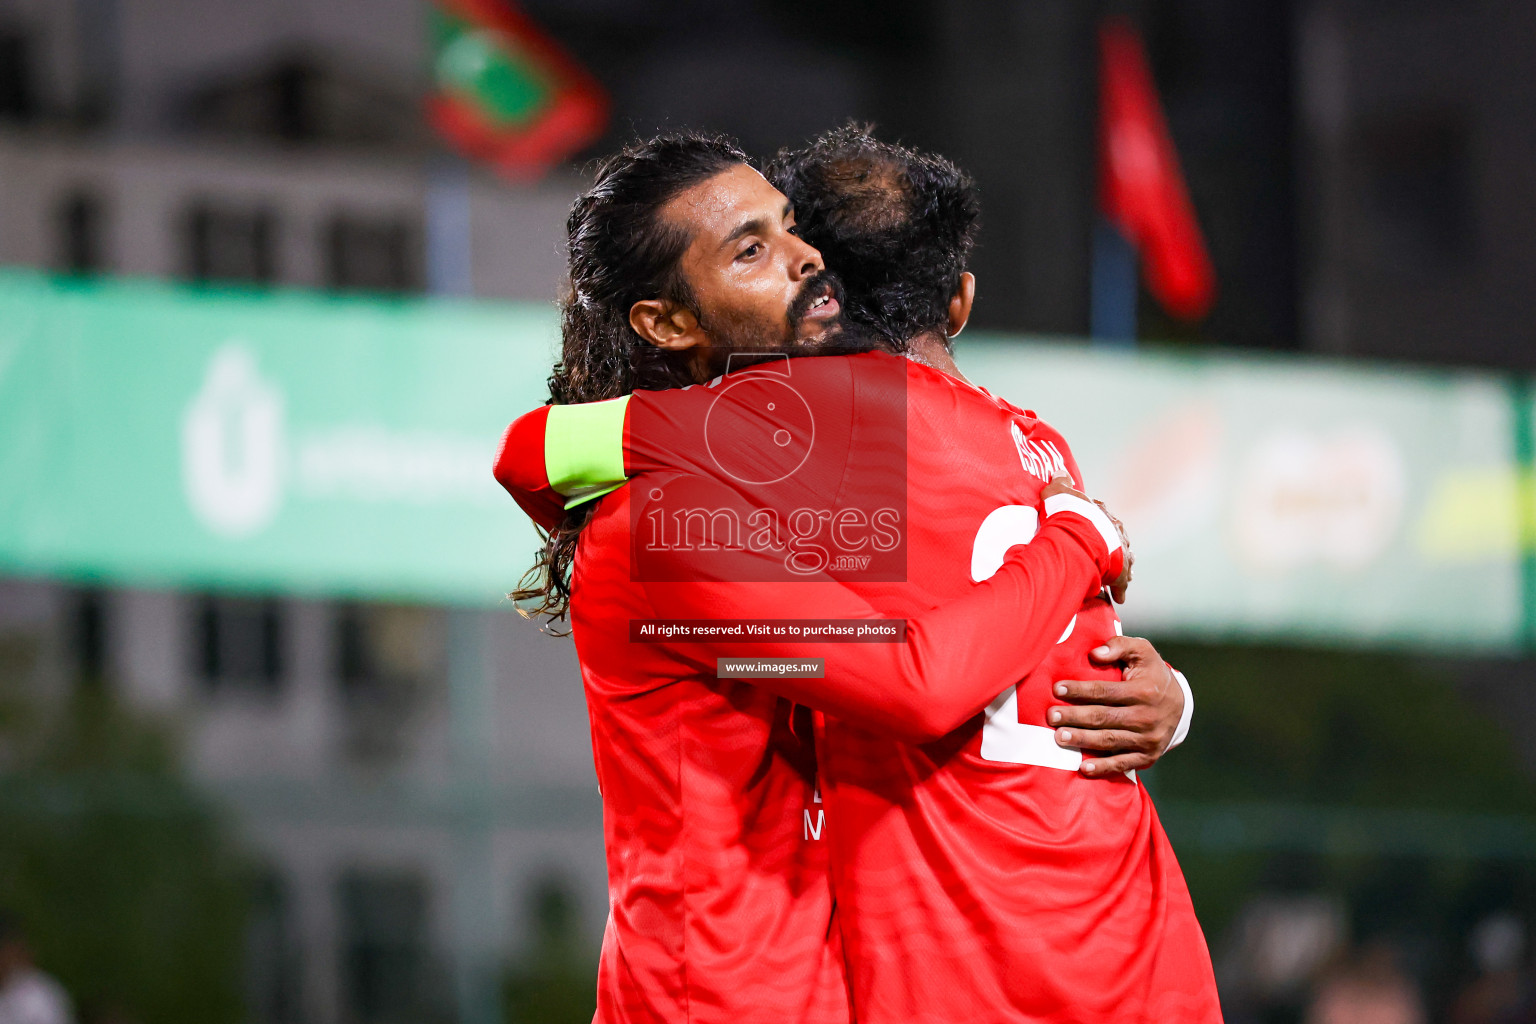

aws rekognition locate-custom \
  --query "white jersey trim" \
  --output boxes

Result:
[1168,670,1194,750]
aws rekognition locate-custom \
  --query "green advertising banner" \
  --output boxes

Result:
[959,340,1522,650]
[0,270,1525,647]
[0,271,556,605]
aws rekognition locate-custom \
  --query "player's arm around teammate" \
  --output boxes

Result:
[628,467,1127,742]
[496,406,1193,760]
[1046,489,1193,774]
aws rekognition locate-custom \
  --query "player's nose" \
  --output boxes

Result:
[787,233,824,279]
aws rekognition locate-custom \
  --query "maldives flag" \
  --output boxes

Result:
[427,0,608,180]
[1098,17,1215,321]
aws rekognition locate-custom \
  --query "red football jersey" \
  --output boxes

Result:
[812,373,1222,1024]
[513,353,1124,1024]
[568,484,848,1024]
[610,354,1219,1023]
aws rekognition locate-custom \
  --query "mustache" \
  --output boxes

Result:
[786,271,845,327]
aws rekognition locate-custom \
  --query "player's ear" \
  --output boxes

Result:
[630,298,705,351]
[947,272,976,339]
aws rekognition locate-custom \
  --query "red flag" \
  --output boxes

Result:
[1098,17,1215,321]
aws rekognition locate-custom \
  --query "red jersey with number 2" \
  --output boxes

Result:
[813,365,1221,1024]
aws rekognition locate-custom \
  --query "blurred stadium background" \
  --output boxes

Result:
[1,2,1535,1024]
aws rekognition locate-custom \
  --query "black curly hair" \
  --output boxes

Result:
[516,130,751,621]
[766,124,981,352]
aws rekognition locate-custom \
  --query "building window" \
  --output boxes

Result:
[338,869,443,1024]
[334,604,440,765]
[325,214,422,294]
[180,53,422,148]
[185,201,278,284]
[0,27,36,122]
[197,595,284,696]
[57,190,107,275]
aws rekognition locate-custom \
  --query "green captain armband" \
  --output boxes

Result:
[545,396,631,509]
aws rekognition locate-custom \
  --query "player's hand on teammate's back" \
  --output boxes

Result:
[1038,474,1089,503]
[1040,475,1135,603]
[1048,636,1183,776]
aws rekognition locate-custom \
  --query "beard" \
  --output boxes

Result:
[695,271,884,376]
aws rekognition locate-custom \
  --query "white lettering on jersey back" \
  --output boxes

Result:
[1010,422,1068,481]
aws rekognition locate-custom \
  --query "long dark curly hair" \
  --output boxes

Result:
[513,131,750,622]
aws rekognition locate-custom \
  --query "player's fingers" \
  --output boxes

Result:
[1051,705,1168,752]
[1053,678,1141,705]
[1040,474,1088,502]
[1057,726,1156,753]
[1080,751,1156,776]
[1093,498,1129,541]
[1087,635,1152,665]
[1047,703,1145,730]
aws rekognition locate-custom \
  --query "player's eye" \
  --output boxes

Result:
[787,223,801,237]
[736,242,763,262]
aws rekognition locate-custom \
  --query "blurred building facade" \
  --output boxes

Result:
[0,577,603,1024]
[0,4,603,1023]
[0,132,579,300]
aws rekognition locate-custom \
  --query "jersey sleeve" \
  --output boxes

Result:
[636,471,1124,744]
[493,406,563,531]
[1166,667,1193,749]
[493,397,633,531]
[494,359,873,530]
